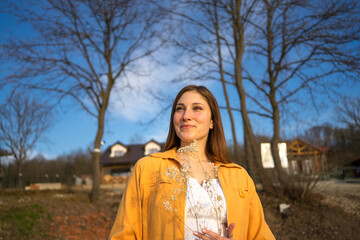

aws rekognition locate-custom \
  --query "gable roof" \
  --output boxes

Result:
[100,141,165,166]
[287,138,329,156]
[145,139,162,146]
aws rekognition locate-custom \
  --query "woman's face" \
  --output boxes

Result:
[173,90,213,147]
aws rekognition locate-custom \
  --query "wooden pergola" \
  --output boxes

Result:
[287,139,328,175]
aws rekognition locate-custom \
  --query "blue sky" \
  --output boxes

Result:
[1,3,359,160]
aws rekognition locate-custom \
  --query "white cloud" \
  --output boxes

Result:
[107,38,227,123]
[109,50,185,122]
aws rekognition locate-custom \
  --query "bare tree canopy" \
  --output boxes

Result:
[0,0,165,201]
[246,0,360,117]
[1,0,164,114]
[242,0,360,190]
[163,0,360,199]
[0,92,53,187]
[336,97,360,131]
[158,0,276,191]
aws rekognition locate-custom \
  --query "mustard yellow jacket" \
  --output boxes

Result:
[109,148,275,240]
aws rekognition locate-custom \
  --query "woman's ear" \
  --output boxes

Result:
[210,120,214,129]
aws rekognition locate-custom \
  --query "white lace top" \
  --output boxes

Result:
[184,178,228,239]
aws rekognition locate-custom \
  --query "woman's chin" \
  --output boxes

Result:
[179,137,196,145]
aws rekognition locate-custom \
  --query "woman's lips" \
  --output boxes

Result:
[180,125,195,129]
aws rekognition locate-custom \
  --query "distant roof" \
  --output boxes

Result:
[145,139,163,146]
[0,148,11,157]
[100,140,165,166]
[288,138,329,153]
[343,157,360,167]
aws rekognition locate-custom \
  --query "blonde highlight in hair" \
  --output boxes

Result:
[164,85,231,163]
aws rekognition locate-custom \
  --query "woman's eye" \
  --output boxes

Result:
[194,106,202,110]
[175,106,184,111]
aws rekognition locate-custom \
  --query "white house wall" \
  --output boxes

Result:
[144,141,161,155]
[261,143,289,168]
[110,144,127,158]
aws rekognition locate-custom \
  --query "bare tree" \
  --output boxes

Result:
[0,92,53,188]
[337,97,360,131]
[300,123,335,147]
[160,0,275,192]
[1,0,165,201]
[245,0,360,190]
[226,0,276,192]
[158,0,244,166]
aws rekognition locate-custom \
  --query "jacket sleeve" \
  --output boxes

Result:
[108,162,143,240]
[247,176,276,240]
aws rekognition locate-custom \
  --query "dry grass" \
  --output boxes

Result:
[0,181,359,240]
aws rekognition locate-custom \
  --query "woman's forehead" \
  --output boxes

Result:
[177,91,208,103]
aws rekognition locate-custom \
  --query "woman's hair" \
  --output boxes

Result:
[164,85,231,163]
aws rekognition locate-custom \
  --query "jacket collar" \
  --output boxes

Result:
[150,147,178,160]
[150,147,242,169]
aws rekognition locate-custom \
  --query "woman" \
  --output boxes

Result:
[109,85,275,240]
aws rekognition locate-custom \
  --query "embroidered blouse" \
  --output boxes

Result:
[184,178,228,239]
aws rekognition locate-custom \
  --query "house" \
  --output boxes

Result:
[260,139,329,175]
[100,139,164,184]
[287,139,329,175]
[0,148,11,157]
[0,148,11,186]
[342,157,360,182]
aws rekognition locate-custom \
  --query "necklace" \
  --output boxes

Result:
[177,140,219,180]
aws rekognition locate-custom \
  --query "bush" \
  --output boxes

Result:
[283,174,322,204]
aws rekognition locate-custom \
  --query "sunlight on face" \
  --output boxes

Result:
[173,91,213,147]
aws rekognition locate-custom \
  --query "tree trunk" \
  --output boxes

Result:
[233,34,274,192]
[90,116,104,203]
[90,82,113,202]
[264,0,289,189]
[15,159,23,189]
[270,101,289,187]
[213,0,244,167]
[231,0,274,192]
[221,76,243,166]
[242,99,274,193]
[244,130,255,178]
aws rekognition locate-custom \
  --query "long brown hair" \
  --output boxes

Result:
[164,85,231,163]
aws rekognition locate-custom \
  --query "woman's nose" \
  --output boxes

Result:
[183,109,192,121]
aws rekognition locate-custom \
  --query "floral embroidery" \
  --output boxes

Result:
[162,140,224,235]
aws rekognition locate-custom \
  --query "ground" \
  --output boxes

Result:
[260,180,360,240]
[0,180,359,240]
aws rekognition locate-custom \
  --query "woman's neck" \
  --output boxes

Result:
[179,139,209,162]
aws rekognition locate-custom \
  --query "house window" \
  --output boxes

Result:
[304,159,312,174]
[291,160,298,175]
[115,150,124,157]
[148,148,158,154]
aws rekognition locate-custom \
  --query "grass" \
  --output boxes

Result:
[0,203,51,239]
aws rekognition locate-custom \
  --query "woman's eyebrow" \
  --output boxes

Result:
[176,102,205,106]
[192,102,205,106]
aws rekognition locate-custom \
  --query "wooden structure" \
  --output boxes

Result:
[287,139,329,175]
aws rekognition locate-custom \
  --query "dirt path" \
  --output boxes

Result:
[315,179,360,218]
